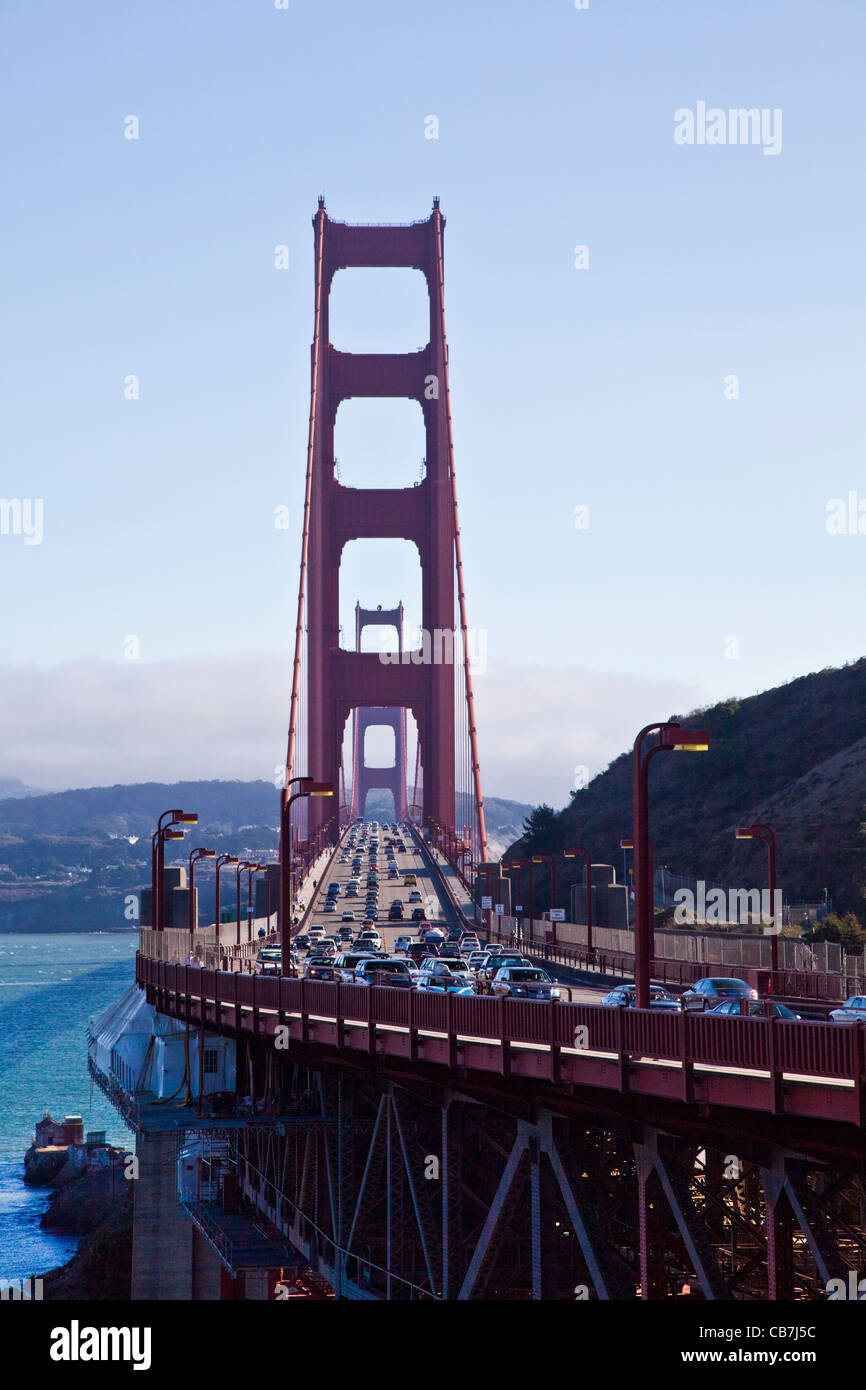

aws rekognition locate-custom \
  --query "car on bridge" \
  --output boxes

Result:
[416,959,474,992]
[313,938,337,955]
[489,966,562,1001]
[334,951,378,981]
[475,951,530,975]
[437,942,464,960]
[601,985,681,1011]
[405,940,439,965]
[710,999,801,1020]
[356,928,382,949]
[256,947,282,976]
[306,958,339,981]
[323,901,337,914]
[341,911,356,921]
[394,934,413,953]
[354,957,414,987]
[829,996,866,1022]
[681,978,759,1010]
[293,933,311,952]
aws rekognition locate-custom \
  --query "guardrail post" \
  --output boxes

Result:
[446,989,457,1068]
[549,997,561,1084]
[767,1014,782,1115]
[409,985,418,1062]
[335,981,344,1049]
[856,1021,866,1128]
[499,997,511,1078]
[679,1006,693,1103]
[615,1005,629,1092]
[367,985,376,1054]
[234,971,240,1032]
[300,978,310,1045]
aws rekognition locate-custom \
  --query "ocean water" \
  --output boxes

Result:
[0,932,138,1279]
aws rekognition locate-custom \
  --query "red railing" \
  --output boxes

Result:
[138,954,866,1117]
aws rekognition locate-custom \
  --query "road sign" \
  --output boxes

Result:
[494,903,504,916]
[481,895,492,910]
[515,905,523,913]
[549,908,566,922]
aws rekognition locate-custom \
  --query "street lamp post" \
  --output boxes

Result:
[151,827,183,932]
[621,837,654,945]
[531,853,558,943]
[245,862,260,941]
[258,862,274,935]
[735,823,779,974]
[215,854,238,948]
[187,848,216,943]
[504,861,527,940]
[236,861,256,947]
[563,846,593,953]
[151,810,198,932]
[620,838,632,929]
[280,778,334,970]
[633,722,709,1009]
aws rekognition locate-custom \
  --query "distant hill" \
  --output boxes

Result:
[0,777,40,799]
[0,780,283,933]
[0,779,532,932]
[504,659,866,919]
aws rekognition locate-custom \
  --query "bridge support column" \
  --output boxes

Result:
[131,1128,221,1300]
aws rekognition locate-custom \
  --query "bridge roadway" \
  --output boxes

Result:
[301,818,461,951]
[138,841,866,1138]
[299,820,603,1002]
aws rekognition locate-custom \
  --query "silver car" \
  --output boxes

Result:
[829,996,866,1022]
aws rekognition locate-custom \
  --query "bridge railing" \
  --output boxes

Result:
[481,925,849,1002]
[138,954,866,1094]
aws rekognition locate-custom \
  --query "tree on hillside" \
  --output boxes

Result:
[803,912,866,957]
[520,803,561,853]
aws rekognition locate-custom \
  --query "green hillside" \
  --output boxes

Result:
[504,659,866,918]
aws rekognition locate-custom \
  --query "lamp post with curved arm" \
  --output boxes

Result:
[633,722,710,1009]
[151,809,198,932]
[236,861,256,947]
[215,854,238,944]
[735,823,779,973]
[187,848,216,942]
[280,778,334,969]
[563,846,594,953]
[531,853,558,944]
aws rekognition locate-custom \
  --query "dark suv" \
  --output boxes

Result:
[405,940,439,965]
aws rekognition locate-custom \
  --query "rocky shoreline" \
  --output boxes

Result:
[22,1148,134,1299]
[38,1169,133,1300]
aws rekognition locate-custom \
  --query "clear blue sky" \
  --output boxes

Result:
[0,0,864,801]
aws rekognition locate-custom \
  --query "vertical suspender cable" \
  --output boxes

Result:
[284,205,325,802]
[432,208,489,867]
